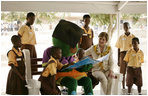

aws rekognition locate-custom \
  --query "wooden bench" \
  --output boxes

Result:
[31,58,43,75]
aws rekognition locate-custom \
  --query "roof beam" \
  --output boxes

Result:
[118,1,128,11]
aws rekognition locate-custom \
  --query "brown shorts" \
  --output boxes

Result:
[126,67,142,87]
[119,51,127,75]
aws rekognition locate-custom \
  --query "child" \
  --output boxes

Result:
[124,37,144,95]
[18,12,37,72]
[38,46,66,95]
[6,35,28,95]
[115,22,135,89]
[79,14,94,50]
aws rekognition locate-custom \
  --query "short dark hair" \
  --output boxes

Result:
[50,46,61,56]
[26,12,35,18]
[83,14,90,20]
[98,32,109,42]
[11,35,20,44]
[132,37,140,44]
[123,22,130,28]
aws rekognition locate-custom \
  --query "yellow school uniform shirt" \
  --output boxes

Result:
[81,27,93,38]
[18,25,36,45]
[42,56,64,77]
[8,47,22,67]
[115,34,135,52]
[124,48,144,68]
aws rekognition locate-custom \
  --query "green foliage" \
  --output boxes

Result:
[1,12,7,20]
[36,18,42,24]
[90,13,143,26]
[121,14,142,24]
[1,12,27,22]
[1,12,57,24]
[36,12,57,24]
[90,14,116,26]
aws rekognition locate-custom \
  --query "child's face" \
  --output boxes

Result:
[55,49,62,59]
[132,40,139,49]
[13,38,22,48]
[27,16,35,25]
[84,18,90,26]
[123,23,129,32]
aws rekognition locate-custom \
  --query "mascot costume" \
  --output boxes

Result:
[42,20,93,95]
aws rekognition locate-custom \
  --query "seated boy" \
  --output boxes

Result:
[38,47,69,95]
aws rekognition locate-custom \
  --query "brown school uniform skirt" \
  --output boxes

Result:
[119,51,127,74]
[21,44,37,71]
[126,67,142,87]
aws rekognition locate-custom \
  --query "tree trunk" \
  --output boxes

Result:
[107,14,117,45]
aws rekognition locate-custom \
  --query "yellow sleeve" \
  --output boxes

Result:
[42,66,50,77]
[115,36,121,48]
[124,51,129,62]
[8,51,17,66]
[18,26,25,36]
[57,60,64,70]
[42,63,57,77]
[141,51,144,63]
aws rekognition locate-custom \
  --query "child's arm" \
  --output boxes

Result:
[60,63,73,70]
[117,48,120,66]
[141,51,144,63]
[123,51,129,63]
[10,64,25,81]
[7,51,25,81]
[91,29,94,45]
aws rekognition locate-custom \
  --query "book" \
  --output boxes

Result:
[62,54,109,70]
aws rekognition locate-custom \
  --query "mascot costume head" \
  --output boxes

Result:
[52,19,83,57]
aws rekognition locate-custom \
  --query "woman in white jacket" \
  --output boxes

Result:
[85,32,114,95]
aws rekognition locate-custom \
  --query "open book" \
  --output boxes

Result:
[62,54,109,70]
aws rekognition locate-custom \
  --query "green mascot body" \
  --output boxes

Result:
[52,20,93,95]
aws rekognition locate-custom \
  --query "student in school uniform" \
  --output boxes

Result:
[18,12,37,72]
[38,47,64,95]
[124,37,144,95]
[79,14,94,50]
[115,22,135,89]
[6,35,28,95]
